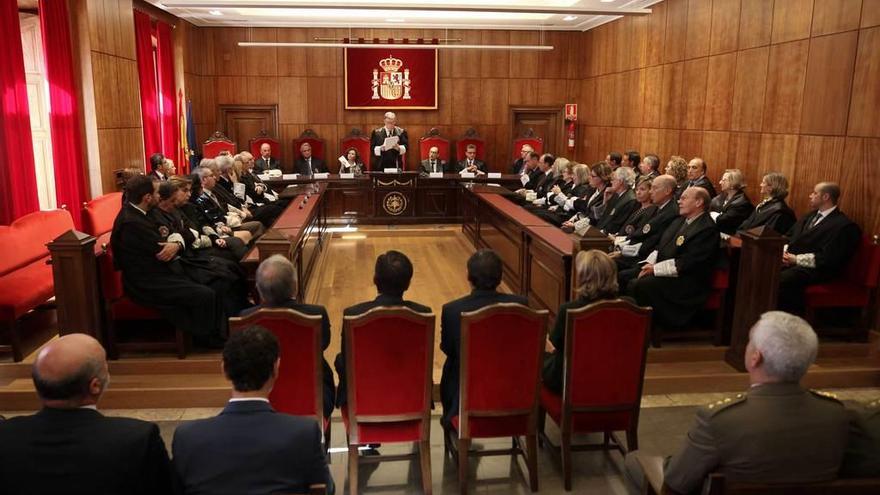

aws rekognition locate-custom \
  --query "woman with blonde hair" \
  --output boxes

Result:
[542,250,630,393]
[709,168,754,235]
[665,156,688,201]
[737,171,796,234]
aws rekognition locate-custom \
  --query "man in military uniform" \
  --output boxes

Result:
[370,111,409,170]
[625,311,858,494]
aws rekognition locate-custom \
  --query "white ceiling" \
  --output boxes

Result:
[150,0,660,32]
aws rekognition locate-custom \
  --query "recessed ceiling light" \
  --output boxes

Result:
[208,10,223,16]
[563,15,578,21]
[385,18,405,22]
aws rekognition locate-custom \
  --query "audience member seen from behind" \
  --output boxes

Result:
[543,250,628,394]
[440,250,529,425]
[172,327,334,495]
[334,250,431,409]
[625,311,859,494]
[0,334,173,495]
[241,254,336,418]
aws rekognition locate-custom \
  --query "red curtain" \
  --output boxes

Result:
[155,21,177,166]
[39,0,87,228]
[134,10,160,170]
[0,0,40,224]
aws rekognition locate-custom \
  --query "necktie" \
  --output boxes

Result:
[809,213,823,229]
[432,160,436,172]
[308,158,312,174]
[469,160,473,169]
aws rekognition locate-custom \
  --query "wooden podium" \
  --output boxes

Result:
[724,226,787,371]
[47,230,103,340]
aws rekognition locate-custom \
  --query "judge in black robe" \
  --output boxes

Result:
[737,172,797,234]
[710,189,754,235]
[369,112,409,170]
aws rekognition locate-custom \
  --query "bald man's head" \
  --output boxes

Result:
[32,334,109,408]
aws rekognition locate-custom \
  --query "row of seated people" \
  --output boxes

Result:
[1,248,878,494]
[511,149,862,330]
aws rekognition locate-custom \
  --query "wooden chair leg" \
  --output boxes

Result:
[526,433,539,492]
[9,320,24,362]
[537,408,546,448]
[175,328,187,359]
[457,438,471,495]
[442,423,452,456]
[347,445,359,495]
[324,420,332,458]
[419,439,432,495]
[651,325,662,348]
[627,426,639,453]
[561,429,573,491]
[106,313,120,360]
[712,302,725,346]
[603,431,611,448]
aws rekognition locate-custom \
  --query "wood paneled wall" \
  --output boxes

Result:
[577,0,880,234]
[184,28,583,172]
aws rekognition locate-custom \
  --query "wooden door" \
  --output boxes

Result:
[20,13,55,210]
[511,107,563,157]
[218,105,278,151]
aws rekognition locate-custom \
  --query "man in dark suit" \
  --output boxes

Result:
[636,154,661,182]
[626,311,859,494]
[0,334,173,494]
[294,142,328,176]
[419,145,448,174]
[440,250,528,425]
[456,144,487,174]
[370,111,409,170]
[628,186,721,328]
[334,250,431,408]
[605,151,623,170]
[686,157,717,197]
[253,143,283,174]
[148,152,169,181]
[173,327,334,495]
[778,182,861,314]
[240,255,335,418]
[510,143,535,174]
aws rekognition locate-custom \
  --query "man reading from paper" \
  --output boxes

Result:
[370,111,409,170]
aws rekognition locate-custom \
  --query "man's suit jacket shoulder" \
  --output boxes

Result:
[343,298,431,316]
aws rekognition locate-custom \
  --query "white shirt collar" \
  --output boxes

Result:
[129,203,148,215]
[228,397,270,404]
[79,404,98,410]
[817,205,837,217]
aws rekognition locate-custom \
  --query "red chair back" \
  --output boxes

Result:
[203,131,236,158]
[418,128,451,162]
[229,309,324,421]
[0,209,73,277]
[340,128,370,171]
[845,236,880,289]
[97,245,124,301]
[512,130,544,162]
[564,299,651,430]
[293,129,325,161]
[455,127,486,162]
[249,132,281,162]
[82,192,123,246]
[458,303,548,437]
[343,307,434,444]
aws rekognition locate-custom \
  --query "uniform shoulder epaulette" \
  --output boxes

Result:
[865,399,879,409]
[704,393,746,416]
[810,389,843,404]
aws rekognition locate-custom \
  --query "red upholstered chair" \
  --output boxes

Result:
[228,308,331,450]
[340,128,371,172]
[293,129,326,161]
[203,131,236,158]
[511,129,544,162]
[82,193,188,359]
[342,307,435,495]
[0,209,74,361]
[539,299,651,491]
[444,303,549,494]
[249,130,281,162]
[804,235,880,341]
[704,268,730,346]
[419,128,451,163]
[455,128,486,163]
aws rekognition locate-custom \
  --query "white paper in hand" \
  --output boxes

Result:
[573,217,591,236]
[382,136,399,149]
[709,211,721,221]
[520,174,530,187]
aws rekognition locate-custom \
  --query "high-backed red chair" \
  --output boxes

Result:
[455,128,486,163]
[293,129,326,162]
[81,194,188,360]
[705,268,730,346]
[804,235,880,341]
[229,308,331,449]
[249,130,281,162]
[539,299,651,491]
[0,209,74,361]
[444,303,548,494]
[342,307,435,495]
[203,131,236,158]
[511,129,544,162]
[340,128,371,172]
[419,128,451,163]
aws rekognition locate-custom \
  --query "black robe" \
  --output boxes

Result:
[709,190,755,235]
[596,189,639,234]
[738,197,797,235]
[369,126,409,170]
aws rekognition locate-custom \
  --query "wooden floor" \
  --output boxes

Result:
[1,225,879,410]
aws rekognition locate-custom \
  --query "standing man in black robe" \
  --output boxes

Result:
[370,111,409,170]
[111,174,225,347]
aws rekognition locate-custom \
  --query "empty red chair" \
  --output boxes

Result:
[444,303,548,494]
[203,131,236,158]
[418,128,451,163]
[455,128,486,164]
[81,192,122,248]
[229,308,331,449]
[539,299,651,491]
[341,307,435,495]
[804,235,880,341]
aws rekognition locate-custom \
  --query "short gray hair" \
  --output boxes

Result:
[749,311,818,382]
[215,154,234,173]
[255,255,298,305]
[612,166,636,188]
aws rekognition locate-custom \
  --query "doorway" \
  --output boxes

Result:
[510,106,563,159]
